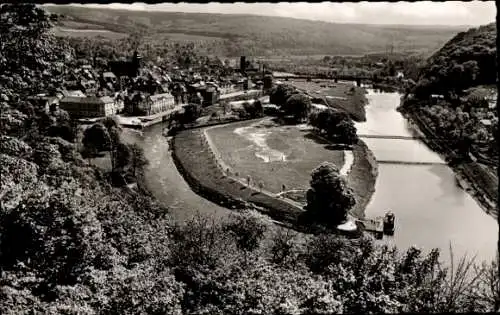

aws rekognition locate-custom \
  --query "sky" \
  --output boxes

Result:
[67,1,496,26]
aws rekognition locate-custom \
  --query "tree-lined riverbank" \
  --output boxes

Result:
[399,102,498,219]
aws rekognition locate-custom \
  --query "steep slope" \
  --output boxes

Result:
[415,23,496,95]
[44,5,468,56]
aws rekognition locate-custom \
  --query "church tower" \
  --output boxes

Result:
[132,50,142,77]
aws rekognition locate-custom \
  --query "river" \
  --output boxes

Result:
[123,88,497,265]
[121,127,231,223]
[356,89,498,264]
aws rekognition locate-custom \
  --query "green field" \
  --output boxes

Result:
[206,118,345,197]
[52,26,129,39]
[289,79,368,121]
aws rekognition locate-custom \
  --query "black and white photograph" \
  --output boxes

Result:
[0,1,499,313]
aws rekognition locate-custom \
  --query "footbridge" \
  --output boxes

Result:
[273,74,372,81]
[376,160,447,166]
[358,134,425,141]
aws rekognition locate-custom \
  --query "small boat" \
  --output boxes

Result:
[383,211,395,235]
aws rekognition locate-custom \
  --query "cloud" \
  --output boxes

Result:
[69,1,495,26]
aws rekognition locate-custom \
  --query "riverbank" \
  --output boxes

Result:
[348,140,379,219]
[398,103,498,219]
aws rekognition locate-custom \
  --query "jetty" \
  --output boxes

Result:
[355,217,385,239]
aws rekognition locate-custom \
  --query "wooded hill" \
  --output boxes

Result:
[44,5,469,57]
[414,23,496,96]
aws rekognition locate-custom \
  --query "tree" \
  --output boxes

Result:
[269,84,295,107]
[0,184,106,286]
[242,100,264,119]
[114,141,132,172]
[108,126,122,172]
[82,123,111,155]
[238,102,251,119]
[336,120,358,145]
[282,93,311,122]
[182,103,202,125]
[253,99,263,117]
[305,162,356,227]
[258,181,264,192]
[102,115,120,131]
[0,4,72,96]
[223,213,268,253]
[129,143,148,179]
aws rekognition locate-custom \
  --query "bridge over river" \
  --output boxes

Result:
[359,133,489,145]
[357,133,448,165]
[376,160,447,165]
[358,134,424,140]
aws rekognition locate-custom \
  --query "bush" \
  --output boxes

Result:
[222,212,268,253]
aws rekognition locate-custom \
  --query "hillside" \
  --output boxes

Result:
[44,5,468,57]
[414,23,496,96]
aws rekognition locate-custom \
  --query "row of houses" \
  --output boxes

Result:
[29,91,177,118]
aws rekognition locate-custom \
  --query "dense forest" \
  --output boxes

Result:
[1,4,499,314]
[404,23,498,162]
[44,5,467,57]
[413,23,496,97]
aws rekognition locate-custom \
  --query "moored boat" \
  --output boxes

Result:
[383,211,395,235]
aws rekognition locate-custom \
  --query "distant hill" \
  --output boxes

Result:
[415,23,496,96]
[44,5,470,57]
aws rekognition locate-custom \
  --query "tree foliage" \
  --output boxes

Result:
[283,93,312,122]
[309,108,358,145]
[82,123,111,154]
[269,84,295,107]
[305,162,356,226]
[414,23,496,97]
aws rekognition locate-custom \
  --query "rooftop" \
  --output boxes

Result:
[103,72,117,78]
[61,96,115,104]
[150,93,174,101]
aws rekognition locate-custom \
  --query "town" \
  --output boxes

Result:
[1,3,499,314]
[25,49,273,125]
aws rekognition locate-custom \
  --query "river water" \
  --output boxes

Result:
[124,88,497,265]
[357,89,498,264]
[121,127,231,223]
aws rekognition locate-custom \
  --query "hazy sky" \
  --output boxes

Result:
[70,2,495,26]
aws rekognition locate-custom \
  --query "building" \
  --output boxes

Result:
[202,86,219,106]
[59,96,123,118]
[148,93,176,115]
[102,72,118,85]
[56,89,86,99]
[80,79,98,95]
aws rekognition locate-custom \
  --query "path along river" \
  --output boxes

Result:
[357,89,497,265]
[123,88,497,266]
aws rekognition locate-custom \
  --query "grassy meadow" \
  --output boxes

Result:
[206,118,345,199]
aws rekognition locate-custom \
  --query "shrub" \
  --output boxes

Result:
[222,212,268,253]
